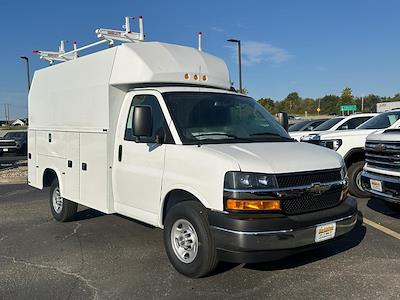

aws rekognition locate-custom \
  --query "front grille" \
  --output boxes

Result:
[365,141,400,171]
[0,141,16,147]
[281,189,342,215]
[276,169,341,188]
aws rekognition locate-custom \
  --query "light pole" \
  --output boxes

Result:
[20,56,31,92]
[227,38,242,93]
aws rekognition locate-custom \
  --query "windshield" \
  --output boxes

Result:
[4,132,26,139]
[288,121,309,132]
[162,92,292,144]
[358,111,400,129]
[314,117,344,131]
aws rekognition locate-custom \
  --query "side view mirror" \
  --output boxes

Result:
[277,112,289,131]
[133,106,153,138]
[339,124,349,130]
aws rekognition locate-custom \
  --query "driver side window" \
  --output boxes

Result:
[124,95,172,143]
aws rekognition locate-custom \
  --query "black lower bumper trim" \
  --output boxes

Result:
[209,197,358,263]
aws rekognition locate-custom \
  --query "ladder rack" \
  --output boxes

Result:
[33,16,145,65]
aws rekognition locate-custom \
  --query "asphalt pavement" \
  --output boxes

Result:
[0,184,399,299]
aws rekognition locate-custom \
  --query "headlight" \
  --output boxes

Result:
[318,139,342,151]
[301,134,320,142]
[224,171,277,190]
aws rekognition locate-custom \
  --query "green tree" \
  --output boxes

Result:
[318,95,340,114]
[303,98,317,114]
[258,98,275,113]
[338,87,356,112]
[281,92,301,114]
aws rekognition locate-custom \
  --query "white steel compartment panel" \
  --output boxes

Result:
[27,130,37,187]
[36,131,68,158]
[79,132,109,213]
[64,132,80,201]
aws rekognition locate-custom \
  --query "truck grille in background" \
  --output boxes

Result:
[365,141,400,171]
[0,141,16,147]
[276,169,341,188]
[281,189,342,215]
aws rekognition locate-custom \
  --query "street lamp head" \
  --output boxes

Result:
[227,38,240,43]
[20,56,29,60]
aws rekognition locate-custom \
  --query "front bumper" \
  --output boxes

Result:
[209,197,358,263]
[0,147,18,153]
[361,171,400,203]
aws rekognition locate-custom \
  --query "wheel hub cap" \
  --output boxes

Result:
[170,219,198,264]
[356,170,364,191]
[52,187,63,214]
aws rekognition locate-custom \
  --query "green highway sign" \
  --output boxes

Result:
[340,105,357,112]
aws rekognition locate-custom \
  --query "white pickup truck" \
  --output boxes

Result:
[301,110,400,198]
[289,113,376,141]
[361,129,400,212]
[28,19,357,278]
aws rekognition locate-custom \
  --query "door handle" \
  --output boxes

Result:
[118,145,122,162]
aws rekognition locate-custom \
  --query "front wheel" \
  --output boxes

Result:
[163,201,218,278]
[50,179,78,222]
[348,161,370,198]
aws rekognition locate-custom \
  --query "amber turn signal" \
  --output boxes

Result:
[226,199,281,211]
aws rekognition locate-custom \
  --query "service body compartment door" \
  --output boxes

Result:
[27,129,37,187]
[64,132,80,201]
[79,132,109,213]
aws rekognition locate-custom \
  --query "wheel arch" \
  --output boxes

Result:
[40,167,64,195]
[344,147,365,168]
[160,187,209,227]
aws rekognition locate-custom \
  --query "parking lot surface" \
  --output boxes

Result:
[0,184,399,299]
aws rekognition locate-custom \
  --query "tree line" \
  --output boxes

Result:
[257,87,400,115]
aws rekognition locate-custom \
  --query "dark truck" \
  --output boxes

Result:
[0,131,27,156]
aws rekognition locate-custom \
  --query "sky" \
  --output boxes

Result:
[1,0,400,118]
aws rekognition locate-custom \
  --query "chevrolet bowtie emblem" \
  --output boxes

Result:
[309,183,331,194]
[373,144,386,152]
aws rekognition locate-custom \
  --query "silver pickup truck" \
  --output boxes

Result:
[361,128,400,212]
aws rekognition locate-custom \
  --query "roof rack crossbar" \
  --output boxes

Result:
[33,16,145,65]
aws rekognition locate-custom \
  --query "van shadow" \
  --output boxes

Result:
[213,213,366,275]
[70,207,157,229]
[367,197,400,219]
[70,207,105,221]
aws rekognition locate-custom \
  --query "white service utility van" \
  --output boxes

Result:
[28,17,357,278]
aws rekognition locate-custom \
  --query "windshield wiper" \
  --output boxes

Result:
[250,132,294,141]
[193,133,253,145]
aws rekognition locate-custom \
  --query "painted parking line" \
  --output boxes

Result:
[363,218,400,240]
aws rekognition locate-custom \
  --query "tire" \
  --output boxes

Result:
[163,201,218,278]
[50,178,78,222]
[384,201,400,213]
[348,161,370,198]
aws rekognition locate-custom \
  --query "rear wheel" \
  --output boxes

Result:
[384,201,400,213]
[348,161,369,198]
[163,201,218,278]
[50,179,77,222]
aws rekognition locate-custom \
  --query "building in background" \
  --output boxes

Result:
[377,101,400,112]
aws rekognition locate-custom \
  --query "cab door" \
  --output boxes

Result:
[113,91,171,226]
